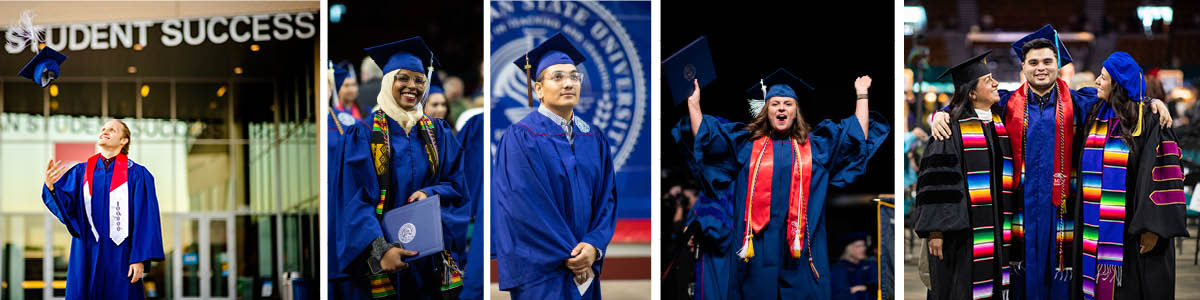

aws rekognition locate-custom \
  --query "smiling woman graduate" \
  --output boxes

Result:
[914,52,1018,300]
[670,68,889,299]
[351,36,470,299]
[491,32,619,300]
[1074,52,1188,300]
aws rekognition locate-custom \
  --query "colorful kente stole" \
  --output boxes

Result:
[1080,103,1139,300]
[368,110,396,298]
[960,112,1015,299]
[735,136,816,278]
[1007,79,1075,274]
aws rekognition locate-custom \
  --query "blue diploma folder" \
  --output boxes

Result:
[381,195,444,262]
[663,36,716,106]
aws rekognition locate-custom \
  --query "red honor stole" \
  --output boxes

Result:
[737,136,816,277]
[1005,79,1073,208]
[83,153,130,245]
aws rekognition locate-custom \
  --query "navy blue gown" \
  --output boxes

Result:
[378,116,469,299]
[995,87,1098,300]
[457,114,485,300]
[327,110,383,298]
[672,113,888,300]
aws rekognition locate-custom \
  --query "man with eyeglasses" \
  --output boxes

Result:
[492,32,618,299]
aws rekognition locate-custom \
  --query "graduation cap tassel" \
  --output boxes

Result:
[1052,28,1063,69]
[7,10,42,51]
[421,62,435,107]
[759,79,767,101]
[328,61,340,108]
[524,53,534,107]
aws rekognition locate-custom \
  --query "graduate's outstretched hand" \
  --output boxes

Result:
[45,159,70,191]
[407,190,428,203]
[1148,99,1173,128]
[381,247,418,272]
[566,242,597,274]
[930,112,951,140]
[128,262,144,283]
[1139,232,1159,254]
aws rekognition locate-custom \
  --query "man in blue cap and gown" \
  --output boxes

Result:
[492,32,619,300]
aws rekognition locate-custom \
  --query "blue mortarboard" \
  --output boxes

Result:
[332,64,350,94]
[511,33,586,80]
[364,36,439,75]
[428,72,444,96]
[938,51,992,90]
[381,195,444,262]
[663,36,717,106]
[747,68,815,100]
[1010,24,1073,66]
[18,46,67,88]
[1102,52,1145,102]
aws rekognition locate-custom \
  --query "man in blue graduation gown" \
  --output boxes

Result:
[492,33,618,300]
[42,120,165,300]
[929,25,1172,300]
[360,36,470,299]
[327,63,418,299]
[672,69,889,299]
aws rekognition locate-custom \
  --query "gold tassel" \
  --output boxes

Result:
[745,237,755,258]
[1132,102,1144,137]
[524,53,534,107]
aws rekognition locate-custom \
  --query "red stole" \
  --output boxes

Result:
[1006,79,1074,208]
[739,135,814,275]
[83,153,130,245]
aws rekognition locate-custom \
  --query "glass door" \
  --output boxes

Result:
[173,214,235,300]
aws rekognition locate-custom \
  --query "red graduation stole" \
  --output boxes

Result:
[1006,79,1073,208]
[83,153,129,245]
[738,136,816,277]
[1006,79,1075,271]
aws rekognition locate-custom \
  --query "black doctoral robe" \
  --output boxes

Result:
[914,108,1014,300]
[1074,104,1188,300]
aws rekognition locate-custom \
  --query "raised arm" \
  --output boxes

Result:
[854,76,871,137]
[688,79,703,137]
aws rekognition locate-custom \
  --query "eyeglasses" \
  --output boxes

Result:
[545,71,583,83]
[395,74,426,85]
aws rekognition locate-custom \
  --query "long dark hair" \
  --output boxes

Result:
[949,78,983,120]
[746,101,811,143]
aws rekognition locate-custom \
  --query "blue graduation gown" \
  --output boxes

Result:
[377,116,469,299]
[830,259,875,300]
[685,194,736,300]
[457,114,485,300]
[492,111,618,300]
[995,87,1098,300]
[327,111,384,298]
[42,159,165,300]
[672,112,889,300]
